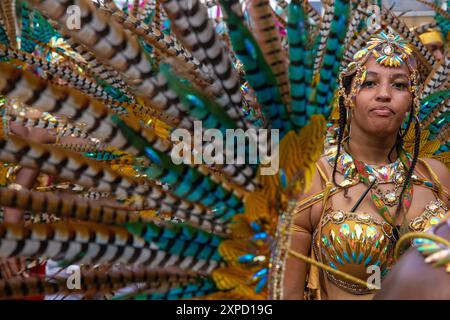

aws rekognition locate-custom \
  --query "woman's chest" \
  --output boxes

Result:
[314,183,446,227]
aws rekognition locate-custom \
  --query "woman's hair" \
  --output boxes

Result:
[332,71,421,220]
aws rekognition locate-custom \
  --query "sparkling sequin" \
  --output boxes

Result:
[354,224,363,240]
[429,217,440,226]
[340,224,350,237]
[366,226,379,239]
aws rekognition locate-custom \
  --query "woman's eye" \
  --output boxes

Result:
[362,80,376,88]
[393,82,408,90]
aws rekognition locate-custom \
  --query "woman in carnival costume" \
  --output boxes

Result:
[277,31,449,300]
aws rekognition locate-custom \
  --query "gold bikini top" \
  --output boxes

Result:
[313,199,448,295]
[295,159,449,296]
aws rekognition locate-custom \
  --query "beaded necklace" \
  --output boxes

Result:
[328,146,413,229]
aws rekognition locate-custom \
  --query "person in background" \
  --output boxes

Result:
[418,29,445,61]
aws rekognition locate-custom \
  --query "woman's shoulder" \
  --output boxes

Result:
[290,157,330,232]
[417,157,449,181]
[418,157,448,171]
[416,158,450,195]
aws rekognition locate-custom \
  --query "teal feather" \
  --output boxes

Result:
[125,222,223,262]
[31,10,60,46]
[434,0,449,39]
[307,0,351,120]
[436,141,449,154]
[0,16,8,47]
[419,89,450,121]
[143,5,156,26]
[112,115,243,221]
[95,77,131,103]
[220,2,290,134]
[132,278,217,300]
[138,37,158,77]
[122,0,130,14]
[83,151,122,161]
[20,2,35,54]
[159,64,237,132]
[427,111,449,140]
[287,0,319,128]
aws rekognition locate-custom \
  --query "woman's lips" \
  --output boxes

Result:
[370,107,394,117]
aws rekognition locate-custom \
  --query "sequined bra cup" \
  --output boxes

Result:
[312,201,448,295]
[313,211,395,295]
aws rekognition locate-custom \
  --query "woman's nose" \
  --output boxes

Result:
[375,83,392,102]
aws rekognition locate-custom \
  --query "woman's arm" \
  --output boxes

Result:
[282,166,323,299]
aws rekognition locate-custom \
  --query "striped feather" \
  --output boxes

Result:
[112,115,245,223]
[381,6,437,69]
[312,0,336,73]
[140,0,156,25]
[27,0,165,104]
[0,268,200,299]
[0,132,216,219]
[307,0,351,119]
[160,0,250,129]
[0,0,19,48]
[342,27,375,65]
[416,0,450,20]
[421,54,450,100]
[0,44,112,102]
[61,34,130,93]
[0,187,143,226]
[0,222,222,273]
[0,62,135,151]
[5,112,89,139]
[97,1,208,83]
[220,1,290,134]
[303,0,321,26]
[128,277,217,299]
[247,0,290,107]
[414,22,439,35]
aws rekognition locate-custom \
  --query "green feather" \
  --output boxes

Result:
[159,64,237,131]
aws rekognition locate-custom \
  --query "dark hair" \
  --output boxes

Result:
[332,74,421,220]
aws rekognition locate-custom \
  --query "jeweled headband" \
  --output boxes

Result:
[338,31,420,114]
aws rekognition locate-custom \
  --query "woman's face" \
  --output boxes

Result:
[350,56,412,138]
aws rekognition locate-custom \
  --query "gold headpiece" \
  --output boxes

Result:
[338,31,419,113]
[343,31,416,77]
